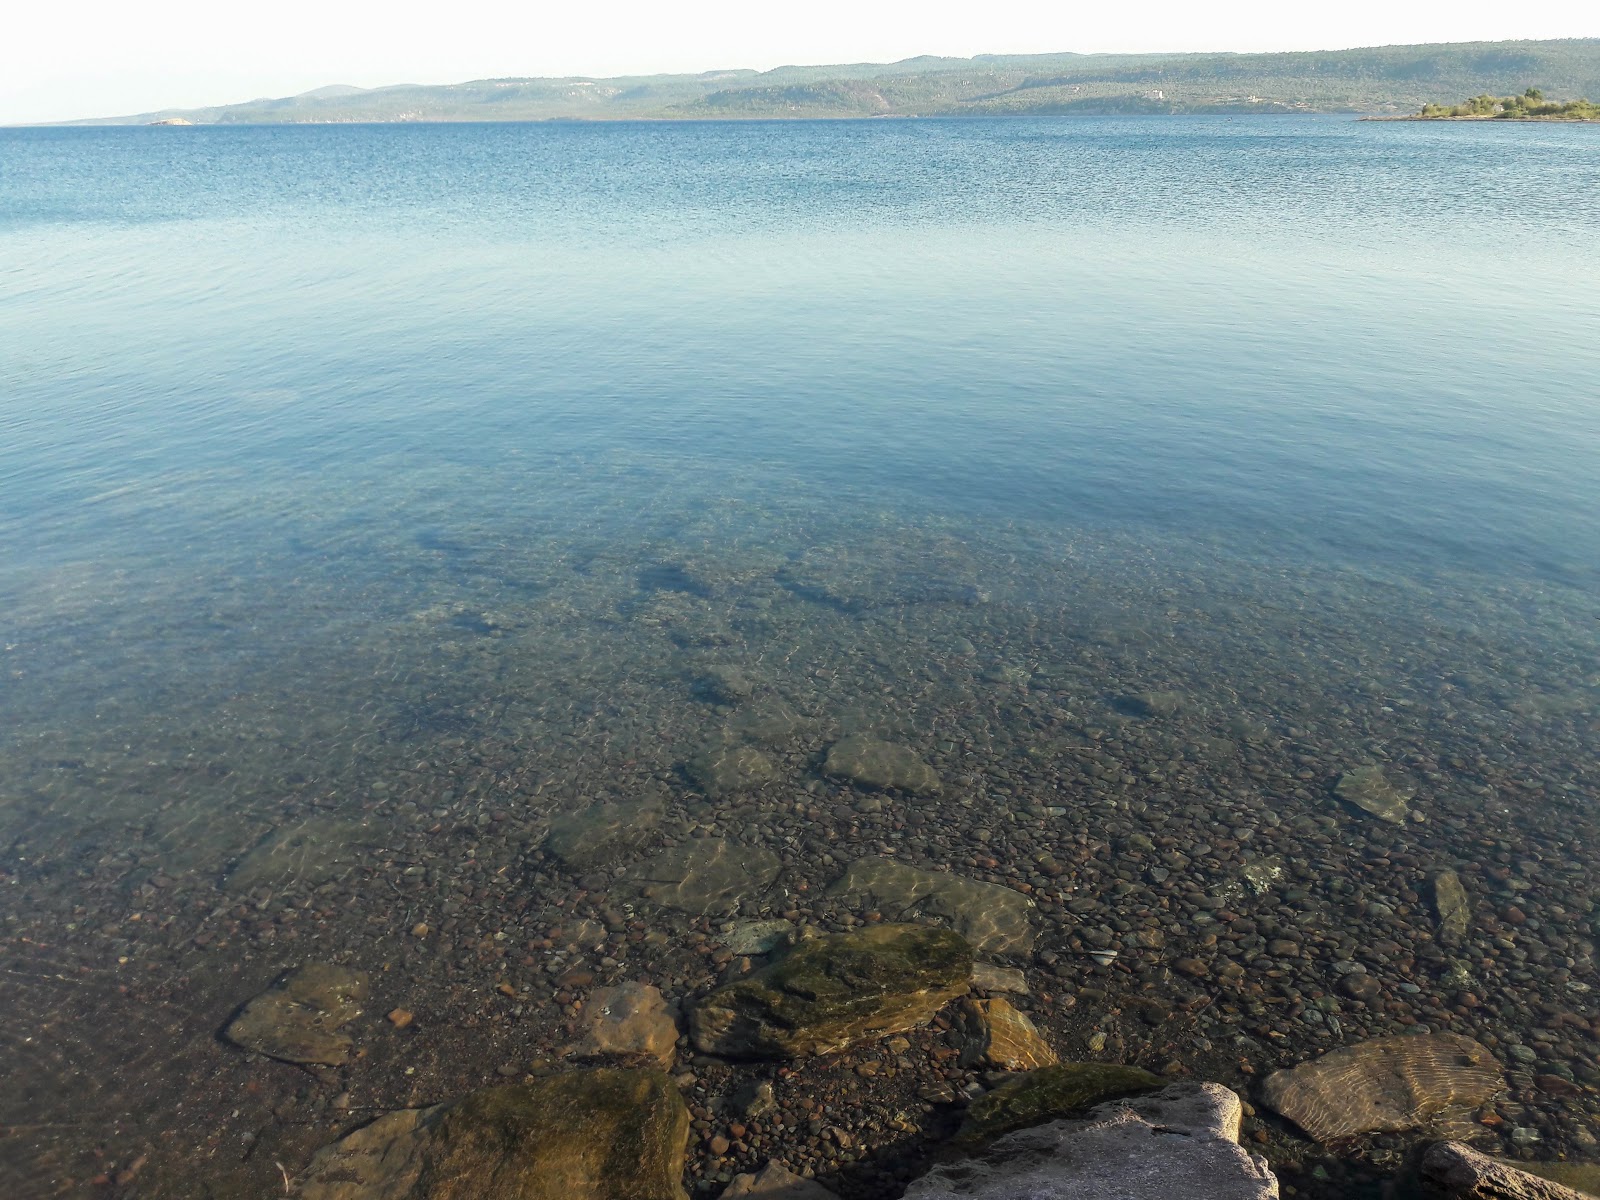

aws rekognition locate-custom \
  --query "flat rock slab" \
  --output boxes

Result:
[686,744,780,797]
[824,736,941,794]
[1421,1141,1598,1199]
[958,1061,1164,1143]
[580,982,679,1068]
[830,858,1035,957]
[908,1082,1278,1200]
[629,838,781,916]
[1261,1033,1504,1143]
[226,963,369,1066]
[224,817,370,892]
[545,797,665,870]
[1335,765,1413,823]
[691,923,972,1058]
[298,1067,690,1200]
[723,1162,841,1199]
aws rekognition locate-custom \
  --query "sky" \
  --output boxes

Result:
[3,0,1596,124]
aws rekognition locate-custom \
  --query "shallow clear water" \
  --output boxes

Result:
[1,117,1598,1196]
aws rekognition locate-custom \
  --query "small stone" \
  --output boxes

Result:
[955,998,1058,1071]
[724,1161,841,1199]
[410,922,430,939]
[387,1008,414,1029]
[1334,765,1412,823]
[580,982,680,1069]
[709,1135,731,1156]
[970,964,1029,995]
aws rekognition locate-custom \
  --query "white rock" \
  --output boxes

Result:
[903,1082,1278,1200]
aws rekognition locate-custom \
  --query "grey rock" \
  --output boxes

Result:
[1420,1141,1597,1199]
[687,744,779,797]
[970,963,1029,994]
[1432,870,1471,945]
[722,920,796,956]
[629,838,781,915]
[830,857,1035,956]
[1334,765,1412,823]
[224,817,370,892]
[226,963,369,1066]
[904,1082,1278,1199]
[545,796,664,870]
[823,736,941,794]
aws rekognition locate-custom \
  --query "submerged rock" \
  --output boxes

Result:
[545,796,664,870]
[723,1162,841,1199]
[955,997,1058,1071]
[696,664,756,704]
[970,963,1029,995]
[1260,1033,1504,1143]
[823,735,941,795]
[686,743,779,797]
[911,1083,1277,1199]
[224,817,369,892]
[1334,765,1413,823]
[629,838,781,915]
[1432,869,1471,945]
[1421,1141,1597,1200]
[580,982,679,1069]
[957,1062,1164,1143]
[690,923,971,1058]
[297,1067,690,1200]
[225,963,369,1066]
[830,857,1035,956]
[721,919,796,956]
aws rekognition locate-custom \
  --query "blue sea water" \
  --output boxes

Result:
[1,117,1599,1195]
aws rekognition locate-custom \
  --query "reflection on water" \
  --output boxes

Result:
[1,117,1598,1196]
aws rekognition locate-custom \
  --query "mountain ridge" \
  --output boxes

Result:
[53,38,1600,125]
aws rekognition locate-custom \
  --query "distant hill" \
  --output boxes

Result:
[66,38,1600,125]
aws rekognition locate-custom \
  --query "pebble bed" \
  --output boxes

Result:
[1,493,1596,1199]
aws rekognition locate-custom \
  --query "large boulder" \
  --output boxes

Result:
[823,736,941,794]
[1261,1033,1504,1143]
[958,1062,1164,1143]
[224,817,370,891]
[225,963,368,1066]
[686,744,779,797]
[830,858,1035,956]
[906,1082,1278,1199]
[691,923,971,1058]
[297,1067,690,1200]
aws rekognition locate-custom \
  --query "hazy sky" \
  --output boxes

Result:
[4,0,1595,124]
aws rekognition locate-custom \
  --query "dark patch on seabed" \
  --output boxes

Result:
[0,505,1597,1199]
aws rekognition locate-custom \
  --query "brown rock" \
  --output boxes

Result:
[955,998,1058,1071]
[580,982,679,1068]
[1261,1034,1504,1143]
[723,1163,841,1199]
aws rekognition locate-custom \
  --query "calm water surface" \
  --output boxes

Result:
[1,118,1598,1196]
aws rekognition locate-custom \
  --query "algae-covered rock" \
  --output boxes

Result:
[955,997,1058,1071]
[629,838,781,915]
[830,857,1035,956]
[225,963,369,1066]
[690,923,971,1058]
[957,1062,1164,1142]
[823,736,941,794]
[298,1067,690,1200]
[545,797,664,870]
[1335,765,1412,823]
[1261,1033,1503,1143]
[686,744,779,797]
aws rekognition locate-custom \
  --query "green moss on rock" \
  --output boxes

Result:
[957,1062,1164,1142]
[691,923,972,1058]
